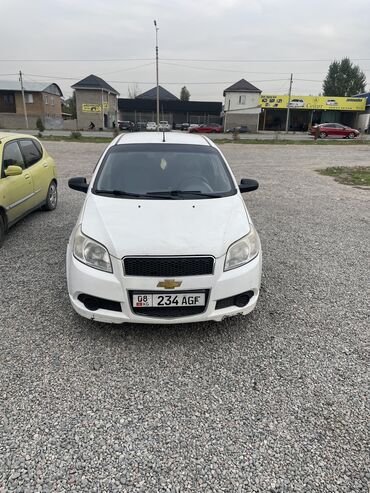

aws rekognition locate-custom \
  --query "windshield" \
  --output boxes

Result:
[93,144,236,199]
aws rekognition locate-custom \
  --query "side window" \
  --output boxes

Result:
[239,95,246,105]
[2,141,25,172]
[19,139,42,167]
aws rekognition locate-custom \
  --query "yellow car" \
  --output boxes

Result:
[0,133,57,246]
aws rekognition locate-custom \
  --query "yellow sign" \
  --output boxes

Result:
[82,102,109,112]
[259,95,366,111]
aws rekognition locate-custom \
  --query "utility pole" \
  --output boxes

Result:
[154,20,159,128]
[285,73,293,133]
[19,70,29,129]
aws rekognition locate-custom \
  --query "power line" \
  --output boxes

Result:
[1,57,370,63]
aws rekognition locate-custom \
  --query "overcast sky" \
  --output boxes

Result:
[2,0,370,101]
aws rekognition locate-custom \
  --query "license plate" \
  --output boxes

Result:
[133,293,205,308]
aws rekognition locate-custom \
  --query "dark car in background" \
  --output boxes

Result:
[189,123,222,134]
[225,126,250,134]
[309,123,359,139]
[118,121,136,131]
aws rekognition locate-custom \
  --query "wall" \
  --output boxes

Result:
[223,113,260,132]
[224,92,261,114]
[76,89,118,129]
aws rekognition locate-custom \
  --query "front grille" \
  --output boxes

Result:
[129,290,209,318]
[123,256,214,277]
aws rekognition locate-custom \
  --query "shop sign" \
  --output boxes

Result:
[260,95,366,111]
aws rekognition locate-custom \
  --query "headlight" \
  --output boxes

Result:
[73,226,112,273]
[224,225,260,271]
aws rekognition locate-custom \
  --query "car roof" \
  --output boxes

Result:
[115,131,215,147]
[0,132,39,143]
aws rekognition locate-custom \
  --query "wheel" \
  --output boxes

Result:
[177,176,214,193]
[347,132,355,139]
[42,181,58,211]
[0,214,5,248]
[319,132,327,139]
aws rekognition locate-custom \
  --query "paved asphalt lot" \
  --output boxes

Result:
[1,142,369,492]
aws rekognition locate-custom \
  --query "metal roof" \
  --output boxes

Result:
[0,81,63,96]
[137,86,179,100]
[118,98,222,114]
[72,74,119,95]
[223,79,261,95]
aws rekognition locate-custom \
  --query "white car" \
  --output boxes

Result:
[66,132,262,324]
[326,99,338,106]
[288,98,305,108]
[158,121,171,131]
[146,122,157,131]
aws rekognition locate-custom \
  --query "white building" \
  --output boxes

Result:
[223,79,262,132]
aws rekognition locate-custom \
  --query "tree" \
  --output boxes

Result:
[62,92,76,119]
[128,83,140,98]
[323,58,366,96]
[180,86,190,101]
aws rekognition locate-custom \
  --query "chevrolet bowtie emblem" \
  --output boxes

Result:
[157,279,182,289]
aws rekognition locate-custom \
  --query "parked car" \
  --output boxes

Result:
[188,124,200,130]
[181,123,190,131]
[146,122,157,131]
[288,99,305,108]
[309,123,359,139]
[67,132,262,324]
[118,120,135,131]
[225,126,249,134]
[158,121,171,132]
[0,133,58,246]
[189,123,223,134]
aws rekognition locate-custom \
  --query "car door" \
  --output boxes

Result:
[18,139,49,208]
[1,140,34,224]
[336,124,346,137]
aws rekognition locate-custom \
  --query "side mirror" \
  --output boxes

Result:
[5,165,23,177]
[239,178,259,193]
[68,176,89,193]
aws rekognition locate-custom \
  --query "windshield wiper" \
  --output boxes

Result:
[94,189,144,198]
[147,190,223,198]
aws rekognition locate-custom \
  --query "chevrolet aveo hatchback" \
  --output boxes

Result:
[66,132,262,324]
[0,133,57,246]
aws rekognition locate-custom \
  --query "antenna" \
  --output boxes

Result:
[161,104,165,142]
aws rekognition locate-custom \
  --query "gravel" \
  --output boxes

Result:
[0,142,369,492]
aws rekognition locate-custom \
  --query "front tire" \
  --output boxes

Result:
[319,132,327,139]
[42,181,58,211]
[347,132,355,139]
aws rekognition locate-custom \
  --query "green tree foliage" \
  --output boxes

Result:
[323,58,366,96]
[36,117,44,133]
[180,86,190,101]
[62,92,77,118]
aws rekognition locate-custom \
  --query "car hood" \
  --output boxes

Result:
[81,193,250,258]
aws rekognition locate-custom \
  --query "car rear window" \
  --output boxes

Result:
[93,144,236,199]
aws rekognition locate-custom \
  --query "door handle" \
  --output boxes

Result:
[43,163,48,168]
[24,174,31,179]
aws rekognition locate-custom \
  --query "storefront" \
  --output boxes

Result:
[258,95,366,131]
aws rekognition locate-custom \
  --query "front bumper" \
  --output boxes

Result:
[66,245,262,324]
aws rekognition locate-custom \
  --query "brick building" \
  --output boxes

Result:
[0,81,63,129]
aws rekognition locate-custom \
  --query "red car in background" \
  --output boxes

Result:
[309,123,359,139]
[189,123,223,134]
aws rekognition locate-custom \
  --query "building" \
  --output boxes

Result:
[71,74,119,129]
[118,86,222,126]
[0,81,63,129]
[223,79,262,132]
[259,94,367,131]
[353,92,370,131]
